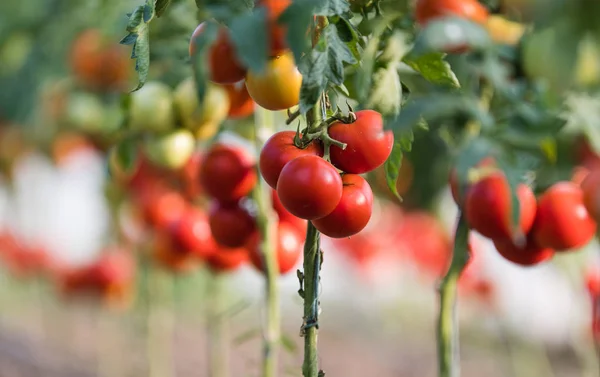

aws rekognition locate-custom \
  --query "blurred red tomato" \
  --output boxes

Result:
[209,201,256,248]
[206,247,249,273]
[173,207,217,260]
[143,190,188,230]
[247,222,303,275]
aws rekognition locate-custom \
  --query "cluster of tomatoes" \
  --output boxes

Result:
[259,110,393,238]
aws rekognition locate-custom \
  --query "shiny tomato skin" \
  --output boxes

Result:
[247,222,303,275]
[208,202,256,248]
[581,168,600,223]
[532,181,597,251]
[256,0,291,56]
[276,155,343,220]
[465,172,536,240]
[415,0,490,26]
[328,110,394,174]
[144,190,188,230]
[190,23,246,84]
[312,174,374,238]
[259,131,323,189]
[174,207,217,260]
[245,52,302,111]
[199,143,257,202]
[493,237,554,266]
[224,82,255,119]
[271,190,307,234]
[207,247,248,273]
[449,156,496,206]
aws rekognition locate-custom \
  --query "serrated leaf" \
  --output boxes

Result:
[368,66,402,116]
[122,5,154,91]
[143,2,154,23]
[155,0,172,17]
[229,7,268,73]
[280,334,298,353]
[412,17,491,56]
[403,52,460,88]
[384,132,413,201]
[120,33,138,45]
[333,17,361,61]
[190,20,219,108]
[279,0,316,63]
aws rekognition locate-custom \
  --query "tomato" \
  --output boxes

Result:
[190,23,247,84]
[493,237,554,266]
[449,156,496,206]
[465,172,536,241]
[245,52,302,111]
[485,15,525,46]
[276,155,343,220]
[180,151,204,200]
[63,92,107,135]
[199,143,257,202]
[153,231,198,273]
[328,110,394,174]
[209,202,256,248]
[255,0,291,56]
[259,131,323,189]
[70,29,132,91]
[224,82,255,119]
[581,168,600,223]
[143,129,196,170]
[144,190,188,230]
[312,174,373,238]
[173,207,217,260]
[585,267,600,297]
[415,0,489,26]
[206,247,249,273]
[91,248,135,288]
[532,182,597,251]
[271,190,307,233]
[174,77,230,140]
[247,222,303,275]
[129,81,176,133]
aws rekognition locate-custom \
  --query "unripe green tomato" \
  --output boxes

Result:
[173,77,230,141]
[143,129,196,170]
[129,81,175,133]
[64,92,105,134]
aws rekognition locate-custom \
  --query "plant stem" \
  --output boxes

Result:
[146,264,174,377]
[437,213,470,377]
[252,105,280,377]
[207,272,228,377]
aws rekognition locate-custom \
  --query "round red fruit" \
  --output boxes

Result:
[209,202,256,248]
[328,110,394,174]
[312,174,373,238]
[493,237,554,266]
[449,156,496,206]
[224,82,254,119]
[465,172,536,240]
[248,222,303,275]
[207,247,248,273]
[144,191,187,230]
[259,131,323,189]
[272,190,307,233]
[276,155,343,220]
[581,168,600,223]
[200,144,257,202]
[532,182,597,251]
[174,207,217,260]
[415,0,490,26]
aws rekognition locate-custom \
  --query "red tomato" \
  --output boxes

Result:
[328,110,394,174]
[206,247,249,273]
[255,0,291,56]
[153,232,198,273]
[415,0,490,26]
[247,222,303,275]
[581,168,600,223]
[180,151,204,200]
[209,202,256,248]
[276,155,343,220]
[585,267,600,297]
[532,182,597,251]
[190,23,246,84]
[465,172,536,240]
[449,156,496,206]
[271,190,307,233]
[493,237,554,266]
[199,143,257,202]
[91,248,135,288]
[143,190,188,230]
[224,82,255,119]
[174,207,217,260]
[259,131,323,189]
[312,174,374,238]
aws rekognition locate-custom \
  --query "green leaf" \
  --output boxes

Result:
[280,334,298,354]
[332,16,361,61]
[315,0,350,16]
[155,0,172,17]
[403,52,460,88]
[453,138,497,202]
[368,66,402,116]
[495,157,527,238]
[190,20,219,108]
[110,137,139,176]
[411,17,491,56]
[384,132,414,201]
[229,7,268,74]
[279,0,316,63]
[121,3,156,91]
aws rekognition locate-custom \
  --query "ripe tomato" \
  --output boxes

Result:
[174,77,230,140]
[449,156,496,206]
[255,0,291,56]
[271,190,307,234]
[328,110,394,174]
[277,155,343,220]
[585,267,600,297]
[312,174,373,238]
[180,151,204,199]
[209,202,256,248]
[245,52,302,111]
[200,143,257,202]
[143,129,196,170]
[415,0,490,26]
[144,190,188,230]
[532,182,597,251]
[247,222,303,275]
[91,248,135,288]
[493,237,554,266]
[465,172,536,240]
[581,168,600,223]
[259,131,323,189]
[70,29,132,91]
[224,82,255,119]
[485,15,525,46]
[206,247,249,273]
[153,231,198,273]
[173,207,217,260]
[129,81,176,133]
[190,23,247,84]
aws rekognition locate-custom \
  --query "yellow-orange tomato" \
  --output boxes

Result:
[224,82,254,119]
[485,15,526,46]
[245,52,302,111]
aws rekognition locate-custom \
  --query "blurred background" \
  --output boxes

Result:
[0,0,599,377]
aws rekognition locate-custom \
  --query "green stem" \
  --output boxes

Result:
[146,265,174,377]
[252,105,280,377]
[207,273,228,377]
[437,213,470,377]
